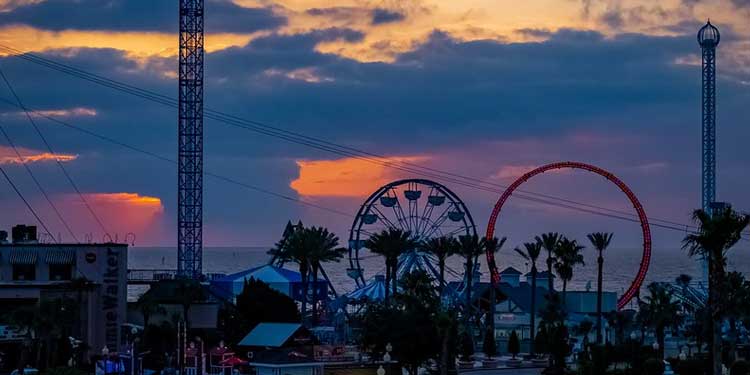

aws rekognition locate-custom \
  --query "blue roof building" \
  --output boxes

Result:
[211,264,326,303]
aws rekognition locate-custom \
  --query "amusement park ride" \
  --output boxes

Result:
[342,162,652,311]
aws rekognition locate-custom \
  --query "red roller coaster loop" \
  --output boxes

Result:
[485,161,651,310]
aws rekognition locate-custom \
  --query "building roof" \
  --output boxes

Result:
[499,267,522,276]
[238,323,303,347]
[499,282,549,313]
[220,265,301,283]
[346,275,386,302]
[0,243,127,248]
[526,270,554,278]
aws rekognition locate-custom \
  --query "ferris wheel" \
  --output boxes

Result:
[347,179,477,288]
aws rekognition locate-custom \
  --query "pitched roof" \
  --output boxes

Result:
[499,283,549,313]
[499,267,522,276]
[526,270,555,278]
[238,323,303,347]
[221,265,301,283]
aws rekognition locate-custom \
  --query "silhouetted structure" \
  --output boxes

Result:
[178,0,205,279]
[698,21,719,214]
[698,20,720,281]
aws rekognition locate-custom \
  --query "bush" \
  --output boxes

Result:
[731,360,750,375]
[508,330,520,359]
[676,358,706,375]
[460,330,474,361]
[483,329,497,358]
[43,368,87,375]
[644,358,664,375]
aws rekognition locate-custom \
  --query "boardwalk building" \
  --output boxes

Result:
[0,225,128,362]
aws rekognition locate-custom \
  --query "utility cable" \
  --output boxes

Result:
[0,65,109,236]
[0,97,352,218]
[1,45,739,237]
[0,163,55,242]
[0,96,727,239]
[0,123,78,241]
[0,44,701,230]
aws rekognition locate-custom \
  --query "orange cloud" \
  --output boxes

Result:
[62,192,166,243]
[0,25,259,60]
[0,145,78,164]
[290,155,429,197]
[85,192,164,209]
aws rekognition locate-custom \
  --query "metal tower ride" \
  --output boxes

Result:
[177,0,205,279]
[698,21,720,215]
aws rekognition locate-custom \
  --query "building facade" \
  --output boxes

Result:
[0,226,128,358]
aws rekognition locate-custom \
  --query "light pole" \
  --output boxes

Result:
[629,332,638,370]
[130,327,139,375]
[195,337,205,375]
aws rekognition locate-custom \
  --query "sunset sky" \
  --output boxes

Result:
[0,0,749,251]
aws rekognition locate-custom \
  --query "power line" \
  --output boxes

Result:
[0,96,716,239]
[0,122,78,241]
[0,162,55,242]
[0,65,109,236]
[0,44,728,236]
[0,97,352,218]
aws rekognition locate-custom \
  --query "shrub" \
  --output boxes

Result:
[644,358,664,375]
[676,358,706,375]
[731,360,750,375]
[483,329,497,358]
[508,330,521,359]
[43,367,87,375]
[460,330,474,361]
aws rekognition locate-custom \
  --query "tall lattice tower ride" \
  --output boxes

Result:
[177,0,204,279]
[698,21,719,215]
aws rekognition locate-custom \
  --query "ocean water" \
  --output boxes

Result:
[127,246,750,303]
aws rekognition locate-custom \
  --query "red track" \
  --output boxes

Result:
[485,161,651,310]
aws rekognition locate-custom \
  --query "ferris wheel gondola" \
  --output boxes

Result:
[347,179,477,288]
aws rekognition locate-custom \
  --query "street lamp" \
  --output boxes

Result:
[196,337,205,375]
[679,351,687,361]
[376,365,385,375]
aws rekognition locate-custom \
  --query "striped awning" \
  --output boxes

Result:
[9,250,38,265]
[45,250,75,265]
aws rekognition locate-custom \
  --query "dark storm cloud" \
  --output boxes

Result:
[371,8,405,25]
[0,0,285,33]
[4,26,743,160]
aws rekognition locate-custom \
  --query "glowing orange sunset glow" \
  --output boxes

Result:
[290,155,429,197]
[0,145,77,164]
[58,192,166,242]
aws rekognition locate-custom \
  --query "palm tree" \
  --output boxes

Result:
[136,293,166,328]
[420,236,458,296]
[536,233,561,292]
[305,226,347,324]
[365,228,417,301]
[483,236,507,347]
[553,237,585,304]
[587,232,613,345]
[175,279,206,330]
[516,241,543,356]
[268,227,312,321]
[639,283,682,360]
[457,234,485,320]
[683,206,750,375]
